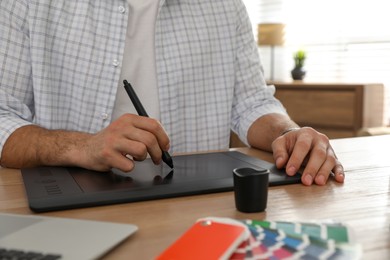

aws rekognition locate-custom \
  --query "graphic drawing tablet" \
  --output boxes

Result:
[21,151,301,212]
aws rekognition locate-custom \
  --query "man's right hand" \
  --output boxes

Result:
[0,114,171,172]
[81,114,171,172]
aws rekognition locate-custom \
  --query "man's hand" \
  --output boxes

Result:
[0,114,170,172]
[272,127,344,185]
[247,114,345,186]
[82,114,170,172]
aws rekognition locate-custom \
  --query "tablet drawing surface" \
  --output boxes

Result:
[21,151,301,212]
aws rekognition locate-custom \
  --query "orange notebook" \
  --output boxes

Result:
[156,218,248,260]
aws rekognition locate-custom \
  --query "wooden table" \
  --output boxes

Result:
[1,135,389,259]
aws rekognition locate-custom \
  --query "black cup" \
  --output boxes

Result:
[233,167,269,213]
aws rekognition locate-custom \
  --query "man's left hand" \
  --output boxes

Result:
[272,127,345,185]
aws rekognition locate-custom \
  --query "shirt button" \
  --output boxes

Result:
[101,113,109,120]
[112,59,119,67]
[118,6,126,13]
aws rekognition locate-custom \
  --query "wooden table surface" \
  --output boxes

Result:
[1,135,389,259]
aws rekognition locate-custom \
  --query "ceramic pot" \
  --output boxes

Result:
[291,66,306,80]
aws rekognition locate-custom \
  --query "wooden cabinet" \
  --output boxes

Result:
[230,82,385,147]
[273,82,385,139]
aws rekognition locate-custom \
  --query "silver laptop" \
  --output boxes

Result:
[0,213,138,259]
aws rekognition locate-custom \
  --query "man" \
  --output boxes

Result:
[0,0,344,186]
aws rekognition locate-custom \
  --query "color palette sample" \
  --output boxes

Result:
[230,220,361,260]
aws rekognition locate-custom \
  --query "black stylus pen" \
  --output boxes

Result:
[123,80,174,169]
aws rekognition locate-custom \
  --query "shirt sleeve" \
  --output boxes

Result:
[0,1,35,157]
[230,0,288,146]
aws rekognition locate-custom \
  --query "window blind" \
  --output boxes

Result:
[242,0,390,125]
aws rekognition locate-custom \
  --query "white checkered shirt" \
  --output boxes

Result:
[0,0,287,156]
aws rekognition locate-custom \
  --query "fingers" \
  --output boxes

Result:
[128,114,170,152]
[300,136,345,186]
[84,140,137,173]
[272,132,295,172]
[122,128,162,164]
[332,162,345,183]
[272,127,345,186]
[301,145,334,186]
[272,128,310,176]
[84,114,171,172]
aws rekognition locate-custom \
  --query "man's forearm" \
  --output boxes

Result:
[247,113,299,151]
[0,125,92,169]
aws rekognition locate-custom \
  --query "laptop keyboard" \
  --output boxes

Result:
[0,248,62,260]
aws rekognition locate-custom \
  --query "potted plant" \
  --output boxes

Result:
[291,50,306,80]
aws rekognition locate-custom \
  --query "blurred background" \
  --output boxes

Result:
[242,0,390,126]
